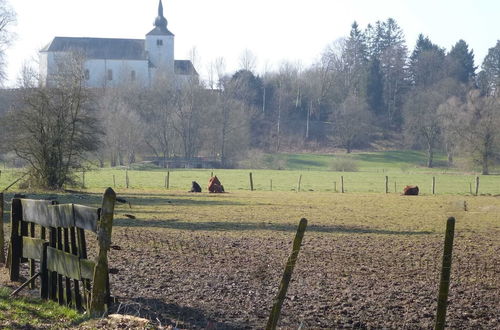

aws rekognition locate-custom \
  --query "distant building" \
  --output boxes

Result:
[39,0,196,87]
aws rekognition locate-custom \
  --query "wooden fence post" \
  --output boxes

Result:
[341,176,344,193]
[249,172,254,191]
[385,176,389,193]
[334,181,337,192]
[435,217,456,330]
[266,218,307,330]
[475,176,479,196]
[0,192,4,264]
[82,171,86,189]
[90,188,116,317]
[112,175,116,188]
[9,199,22,281]
[394,181,397,193]
[432,177,436,195]
[297,174,302,192]
[125,170,129,189]
[270,179,273,191]
[166,171,170,189]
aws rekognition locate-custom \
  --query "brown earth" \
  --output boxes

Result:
[1,191,499,329]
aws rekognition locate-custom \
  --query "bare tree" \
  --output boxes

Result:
[239,49,257,72]
[2,54,102,188]
[331,94,372,153]
[0,0,16,84]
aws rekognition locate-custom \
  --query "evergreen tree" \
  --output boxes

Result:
[480,40,500,96]
[366,57,384,115]
[343,22,369,97]
[446,39,476,84]
[409,34,446,87]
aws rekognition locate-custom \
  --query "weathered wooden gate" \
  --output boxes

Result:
[8,188,116,315]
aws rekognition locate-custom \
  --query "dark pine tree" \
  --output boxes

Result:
[446,39,476,84]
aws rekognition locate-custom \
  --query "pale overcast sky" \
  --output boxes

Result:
[4,0,500,86]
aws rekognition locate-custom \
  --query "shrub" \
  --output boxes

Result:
[331,157,359,172]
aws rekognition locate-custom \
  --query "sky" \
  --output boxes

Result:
[3,0,500,86]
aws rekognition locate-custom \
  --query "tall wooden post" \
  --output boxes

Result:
[435,217,456,330]
[266,218,307,330]
[432,177,436,195]
[341,176,344,193]
[166,171,170,189]
[112,175,116,188]
[334,181,337,192]
[385,176,389,193]
[90,188,116,316]
[125,170,129,189]
[249,172,254,191]
[270,179,273,191]
[297,175,302,192]
[82,171,86,189]
[0,193,4,264]
[475,176,479,196]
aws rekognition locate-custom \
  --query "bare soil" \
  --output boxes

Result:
[1,191,499,329]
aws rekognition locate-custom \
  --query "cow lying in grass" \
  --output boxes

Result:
[403,185,419,195]
[208,176,225,193]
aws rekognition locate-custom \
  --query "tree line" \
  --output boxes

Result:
[0,12,500,188]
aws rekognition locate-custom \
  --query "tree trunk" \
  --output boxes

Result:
[427,143,434,168]
[482,153,489,175]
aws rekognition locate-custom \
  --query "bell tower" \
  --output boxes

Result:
[145,0,174,74]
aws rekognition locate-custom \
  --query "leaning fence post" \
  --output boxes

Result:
[249,172,254,191]
[90,188,116,317]
[475,176,479,196]
[266,218,307,330]
[435,217,456,330]
[0,192,4,264]
[297,174,302,192]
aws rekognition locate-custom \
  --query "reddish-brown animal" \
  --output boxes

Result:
[403,185,419,195]
[208,176,225,193]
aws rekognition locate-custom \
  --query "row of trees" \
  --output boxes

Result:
[0,10,499,188]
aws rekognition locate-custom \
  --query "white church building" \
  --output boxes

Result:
[39,0,196,87]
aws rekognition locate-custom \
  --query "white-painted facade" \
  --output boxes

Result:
[39,0,195,88]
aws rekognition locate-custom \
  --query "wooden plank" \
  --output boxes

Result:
[21,199,53,227]
[9,199,22,281]
[56,228,64,305]
[80,259,95,280]
[48,227,57,301]
[40,242,49,299]
[29,223,36,289]
[74,204,98,233]
[63,228,72,306]
[22,237,46,260]
[0,193,5,264]
[47,247,81,280]
[50,204,74,228]
[70,227,82,311]
[90,187,116,316]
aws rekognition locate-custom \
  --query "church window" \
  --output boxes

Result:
[157,39,163,46]
[131,70,136,81]
[107,69,113,81]
[84,69,90,80]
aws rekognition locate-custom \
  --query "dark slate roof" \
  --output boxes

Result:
[147,26,174,36]
[40,37,148,60]
[175,60,198,76]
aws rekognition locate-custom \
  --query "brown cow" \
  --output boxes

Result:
[208,176,225,193]
[403,185,419,195]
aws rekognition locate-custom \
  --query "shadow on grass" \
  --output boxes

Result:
[114,218,432,235]
[115,297,250,329]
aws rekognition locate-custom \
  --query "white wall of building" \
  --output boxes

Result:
[145,35,174,73]
[84,59,150,88]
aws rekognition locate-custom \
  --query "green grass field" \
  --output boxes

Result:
[0,150,499,328]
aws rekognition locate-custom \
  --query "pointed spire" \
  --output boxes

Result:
[154,0,168,31]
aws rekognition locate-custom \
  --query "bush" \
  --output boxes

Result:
[331,157,359,172]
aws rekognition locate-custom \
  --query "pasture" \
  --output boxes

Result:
[0,151,499,328]
[1,188,499,328]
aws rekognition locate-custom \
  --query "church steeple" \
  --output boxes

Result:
[148,0,173,36]
[154,0,168,31]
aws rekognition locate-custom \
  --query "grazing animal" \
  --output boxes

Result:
[403,185,419,195]
[190,181,202,193]
[208,176,225,193]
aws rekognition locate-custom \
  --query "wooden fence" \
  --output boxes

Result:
[7,188,116,316]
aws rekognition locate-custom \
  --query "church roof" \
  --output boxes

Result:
[40,37,148,60]
[147,0,174,36]
[175,60,197,75]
